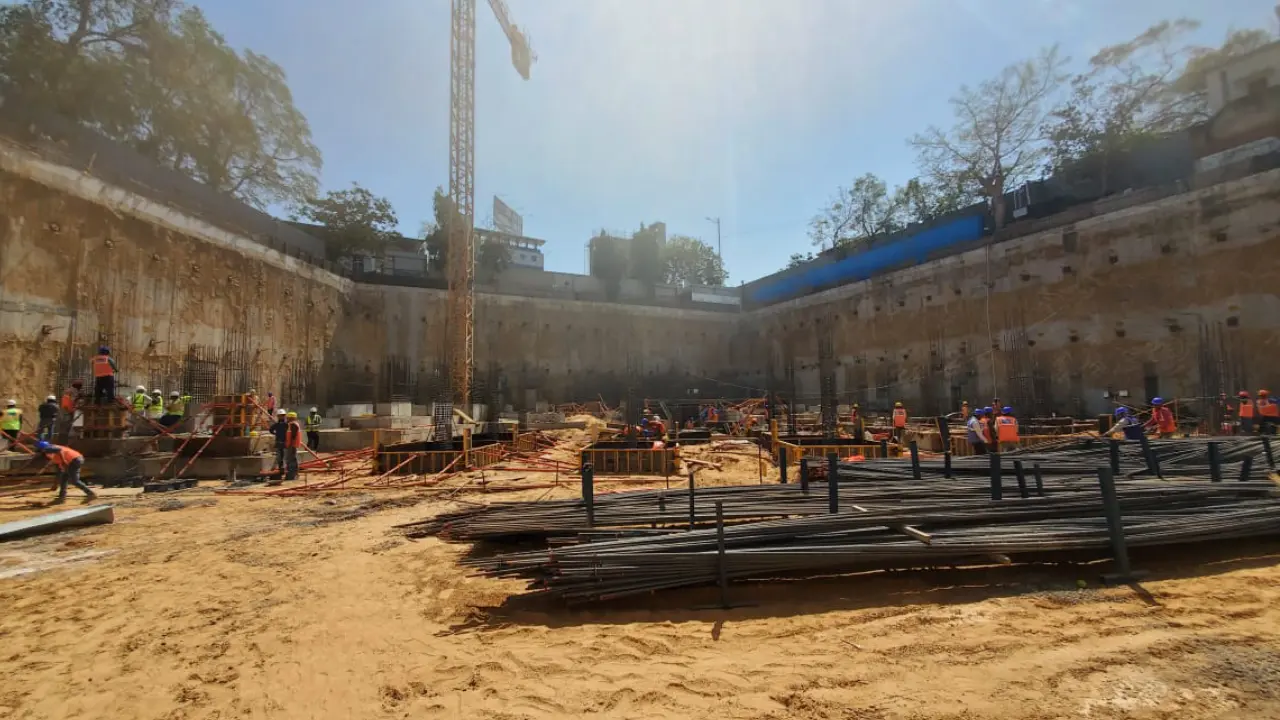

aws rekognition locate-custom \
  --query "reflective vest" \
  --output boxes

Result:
[1,407,20,431]
[1239,401,1256,419]
[266,396,277,413]
[1154,406,1176,433]
[1259,398,1279,418]
[979,417,992,443]
[131,392,149,411]
[91,354,114,377]
[167,397,189,415]
[996,415,1019,443]
[147,399,164,418]
[305,414,322,430]
[47,445,83,469]
[61,389,77,412]
[892,408,907,428]
[285,420,303,448]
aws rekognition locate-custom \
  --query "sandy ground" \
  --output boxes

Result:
[2,437,1280,719]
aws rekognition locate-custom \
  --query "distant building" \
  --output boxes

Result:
[476,228,545,270]
[587,221,667,279]
[1207,40,1280,115]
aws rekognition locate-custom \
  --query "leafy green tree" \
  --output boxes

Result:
[297,182,398,259]
[476,235,511,282]
[893,177,972,225]
[661,235,726,286]
[786,252,815,269]
[0,0,321,209]
[910,46,1067,228]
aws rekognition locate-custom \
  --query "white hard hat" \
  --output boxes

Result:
[652,415,661,421]
[248,388,257,394]
[277,409,286,415]
[152,389,162,395]
[169,391,180,397]
[46,395,56,402]
[310,407,318,413]
[136,385,146,392]
[5,399,14,406]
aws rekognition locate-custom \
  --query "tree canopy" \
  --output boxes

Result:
[297,182,398,259]
[662,235,726,287]
[0,0,321,209]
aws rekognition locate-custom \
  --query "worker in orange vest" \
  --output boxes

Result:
[35,440,97,503]
[282,411,303,482]
[1237,391,1256,435]
[995,406,1019,450]
[891,401,907,442]
[90,345,117,405]
[849,403,866,441]
[1144,397,1177,438]
[979,406,994,446]
[1257,389,1278,436]
[649,414,666,439]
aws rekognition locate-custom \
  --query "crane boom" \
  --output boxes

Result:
[446,0,534,407]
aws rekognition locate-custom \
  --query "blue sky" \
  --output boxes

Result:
[200,0,1277,282]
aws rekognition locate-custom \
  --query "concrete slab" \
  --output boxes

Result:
[182,455,275,480]
[176,435,273,457]
[69,436,158,458]
[330,404,374,418]
[347,416,428,430]
[317,427,436,451]
[85,455,171,480]
[375,402,412,417]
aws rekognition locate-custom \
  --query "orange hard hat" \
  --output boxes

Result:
[1260,389,1270,397]
[1238,391,1250,398]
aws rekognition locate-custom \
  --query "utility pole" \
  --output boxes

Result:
[705,216,722,259]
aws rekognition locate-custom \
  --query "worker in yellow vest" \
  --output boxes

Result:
[2,399,22,443]
[130,385,149,413]
[891,401,907,442]
[160,391,192,428]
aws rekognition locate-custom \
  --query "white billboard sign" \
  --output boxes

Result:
[493,196,523,236]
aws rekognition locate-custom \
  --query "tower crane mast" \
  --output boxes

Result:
[447,0,534,405]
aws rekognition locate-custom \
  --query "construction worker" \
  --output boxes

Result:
[305,407,322,450]
[146,389,165,420]
[91,346,117,404]
[979,406,995,447]
[59,380,83,440]
[265,392,277,415]
[36,395,58,441]
[2,399,22,443]
[1237,391,1256,435]
[850,403,866,442]
[995,406,1019,450]
[130,385,149,414]
[965,408,988,455]
[160,391,191,428]
[269,408,288,473]
[1106,407,1145,441]
[34,440,97,504]
[946,401,970,421]
[1257,390,1278,436]
[281,411,303,482]
[649,414,666,439]
[1144,397,1177,438]
[891,401,907,442]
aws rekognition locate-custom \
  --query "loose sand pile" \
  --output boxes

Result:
[2,448,1279,719]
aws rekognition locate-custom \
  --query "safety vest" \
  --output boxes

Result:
[285,421,303,448]
[996,415,1019,443]
[91,354,114,377]
[167,397,188,415]
[47,445,83,469]
[266,396,277,413]
[305,414,322,430]
[1239,401,1256,419]
[1259,399,1279,418]
[147,398,164,417]
[979,417,992,443]
[892,408,907,428]
[1,407,20,431]
[60,390,76,412]
[1154,406,1176,433]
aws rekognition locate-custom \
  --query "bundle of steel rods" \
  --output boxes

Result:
[463,481,1280,603]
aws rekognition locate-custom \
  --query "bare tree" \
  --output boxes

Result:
[808,173,904,249]
[910,46,1067,229]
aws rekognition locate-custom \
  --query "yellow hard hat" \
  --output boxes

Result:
[286,411,298,419]
[894,401,903,407]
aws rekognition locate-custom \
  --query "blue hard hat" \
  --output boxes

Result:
[1002,406,1013,414]
[35,440,52,452]
[1151,397,1163,406]
[983,406,994,414]
[98,345,109,354]
[1114,407,1127,417]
